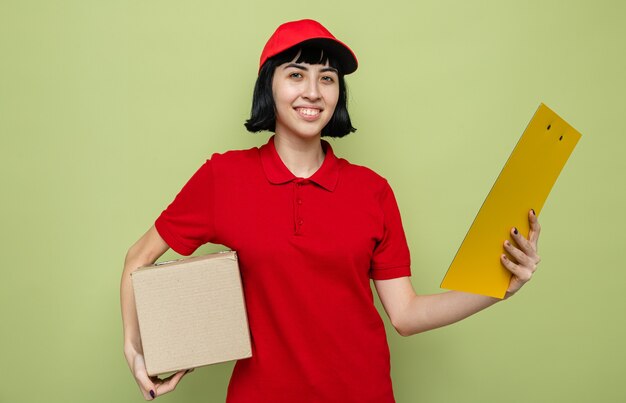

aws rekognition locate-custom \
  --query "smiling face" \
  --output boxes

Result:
[271,58,340,141]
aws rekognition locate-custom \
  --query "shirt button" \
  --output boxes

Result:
[297,199,303,205]
[298,219,304,225]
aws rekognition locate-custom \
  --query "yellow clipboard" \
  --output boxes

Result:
[440,103,582,298]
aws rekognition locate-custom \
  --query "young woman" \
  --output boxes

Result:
[120,19,541,402]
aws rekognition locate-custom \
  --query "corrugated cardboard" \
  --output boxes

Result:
[131,251,251,376]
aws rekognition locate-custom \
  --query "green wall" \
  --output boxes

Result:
[1,1,624,402]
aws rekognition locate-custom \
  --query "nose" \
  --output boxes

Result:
[302,77,321,101]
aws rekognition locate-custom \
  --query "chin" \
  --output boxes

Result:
[278,121,330,140]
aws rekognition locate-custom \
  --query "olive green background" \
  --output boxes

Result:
[1,1,624,402]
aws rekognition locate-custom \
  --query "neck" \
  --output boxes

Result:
[273,133,325,178]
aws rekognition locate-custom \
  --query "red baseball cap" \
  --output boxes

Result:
[258,19,358,75]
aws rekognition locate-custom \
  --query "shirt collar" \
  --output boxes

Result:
[259,135,339,192]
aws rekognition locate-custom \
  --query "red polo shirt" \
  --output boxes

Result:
[155,136,411,402]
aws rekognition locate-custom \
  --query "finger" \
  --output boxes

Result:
[155,370,188,396]
[509,227,536,258]
[161,369,189,383]
[528,209,541,247]
[154,370,187,396]
[138,375,157,400]
[500,254,532,283]
[133,355,157,400]
[503,240,531,266]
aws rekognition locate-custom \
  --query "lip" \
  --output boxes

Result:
[294,107,323,122]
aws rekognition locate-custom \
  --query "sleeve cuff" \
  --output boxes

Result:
[369,265,411,280]
[154,219,196,256]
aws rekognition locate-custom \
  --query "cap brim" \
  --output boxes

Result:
[297,38,358,75]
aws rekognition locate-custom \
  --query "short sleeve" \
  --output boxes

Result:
[370,182,411,280]
[154,160,215,255]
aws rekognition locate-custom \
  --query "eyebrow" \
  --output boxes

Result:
[283,63,339,74]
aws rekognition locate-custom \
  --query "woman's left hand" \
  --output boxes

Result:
[500,209,542,296]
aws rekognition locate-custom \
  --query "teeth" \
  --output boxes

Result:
[297,108,320,116]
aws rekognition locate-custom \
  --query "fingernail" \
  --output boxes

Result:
[513,227,518,235]
[531,209,536,216]
[150,390,155,399]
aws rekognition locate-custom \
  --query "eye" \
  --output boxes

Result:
[289,72,303,79]
[321,75,335,83]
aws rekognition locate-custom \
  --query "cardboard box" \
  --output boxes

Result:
[131,251,251,376]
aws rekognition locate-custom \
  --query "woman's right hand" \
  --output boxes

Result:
[122,226,190,399]
[126,348,191,400]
